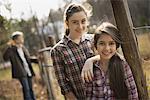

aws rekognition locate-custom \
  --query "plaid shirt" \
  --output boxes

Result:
[86,57,139,100]
[51,34,94,99]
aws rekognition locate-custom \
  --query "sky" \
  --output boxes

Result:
[0,0,65,19]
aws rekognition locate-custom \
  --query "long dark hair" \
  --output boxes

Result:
[94,22,128,99]
[109,54,128,99]
[64,3,88,36]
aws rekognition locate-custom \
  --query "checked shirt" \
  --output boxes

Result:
[51,34,94,99]
[86,56,139,100]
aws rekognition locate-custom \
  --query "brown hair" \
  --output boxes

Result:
[64,3,88,36]
[94,22,128,99]
[94,22,121,49]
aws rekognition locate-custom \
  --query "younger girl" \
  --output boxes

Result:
[85,22,139,100]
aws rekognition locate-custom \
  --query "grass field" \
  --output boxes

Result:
[137,33,150,58]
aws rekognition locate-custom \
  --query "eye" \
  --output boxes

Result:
[97,42,105,46]
[82,19,86,24]
[72,21,78,24]
[109,41,116,46]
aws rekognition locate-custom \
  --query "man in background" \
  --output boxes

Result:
[3,31,36,100]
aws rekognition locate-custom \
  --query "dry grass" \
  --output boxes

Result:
[137,33,150,58]
[137,33,150,97]
[0,68,11,80]
[143,60,150,96]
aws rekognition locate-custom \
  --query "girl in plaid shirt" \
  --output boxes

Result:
[51,3,94,100]
[83,22,139,100]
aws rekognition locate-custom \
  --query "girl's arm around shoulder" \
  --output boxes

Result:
[81,55,100,83]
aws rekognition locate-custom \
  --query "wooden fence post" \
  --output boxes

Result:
[38,47,55,100]
[110,0,149,99]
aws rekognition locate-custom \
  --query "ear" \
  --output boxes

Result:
[65,20,69,28]
[94,47,99,55]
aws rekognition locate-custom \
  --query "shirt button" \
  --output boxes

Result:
[104,87,107,93]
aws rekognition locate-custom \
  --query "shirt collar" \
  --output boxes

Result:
[94,61,105,71]
[63,35,71,45]
[63,33,91,45]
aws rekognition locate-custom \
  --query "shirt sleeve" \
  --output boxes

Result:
[123,61,139,100]
[50,48,72,95]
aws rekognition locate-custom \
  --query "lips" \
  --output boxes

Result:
[76,29,82,33]
[102,52,111,56]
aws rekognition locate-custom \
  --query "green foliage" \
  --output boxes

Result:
[0,16,42,62]
[0,15,10,57]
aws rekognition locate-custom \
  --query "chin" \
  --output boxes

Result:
[102,55,113,60]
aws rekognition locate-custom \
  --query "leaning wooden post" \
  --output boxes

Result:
[110,0,149,99]
[38,47,55,100]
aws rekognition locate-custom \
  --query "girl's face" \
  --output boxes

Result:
[66,11,88,38]
[96,34,117,61]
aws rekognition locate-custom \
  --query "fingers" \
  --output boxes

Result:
[89,68,94,78]
[81,57,95,83]
[81,68,93,83]
[81,70,85,83]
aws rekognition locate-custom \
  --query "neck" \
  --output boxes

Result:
[99,60,109,73]
[68,34,81,44]
[16,44,23,48]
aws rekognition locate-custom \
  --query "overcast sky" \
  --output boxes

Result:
[0,0,64,19]
[0,0,84,20]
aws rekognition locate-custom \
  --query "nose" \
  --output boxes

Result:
[105,44,110,50]
[78,23,83,29]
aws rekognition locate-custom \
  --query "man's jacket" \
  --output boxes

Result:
[3,45,35,78]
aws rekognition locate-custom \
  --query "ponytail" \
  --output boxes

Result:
[65,29,70,36]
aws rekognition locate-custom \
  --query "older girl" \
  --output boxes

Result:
[51,3,94,99]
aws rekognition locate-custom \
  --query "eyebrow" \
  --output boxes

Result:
[71,20,78,22]
[71,17,86,21]
[98,40,115,42]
